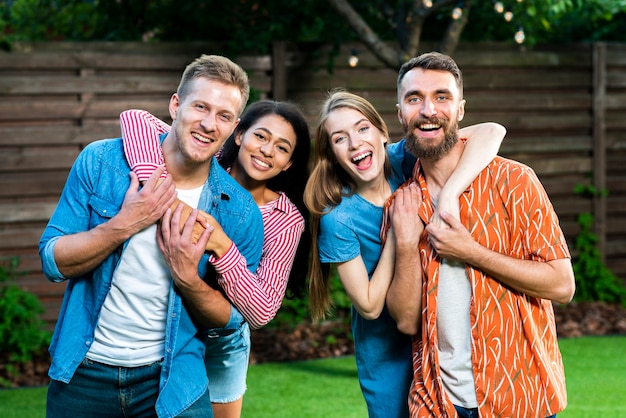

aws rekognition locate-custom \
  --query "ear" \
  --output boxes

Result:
[169,93,180,121]
[282,159,293,172]
[396,103,403,126]
[234,131,243,146]
[457,99,466,122]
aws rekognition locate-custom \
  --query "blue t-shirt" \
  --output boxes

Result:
[318,177,412,418]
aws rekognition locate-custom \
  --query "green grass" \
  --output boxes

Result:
[557,336,626,418]
[0,336,623,418]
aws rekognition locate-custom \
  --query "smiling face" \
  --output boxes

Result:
[397,67,465,160]
[325,107,388,189]
[167,77,243,168]
[233,114,296,184]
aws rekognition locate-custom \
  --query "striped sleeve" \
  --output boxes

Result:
[210,196,305,329]
[120,109,171,181]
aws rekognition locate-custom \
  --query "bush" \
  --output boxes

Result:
[0,257,51,387]
[572,185,626,305]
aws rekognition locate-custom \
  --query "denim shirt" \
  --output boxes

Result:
[39,137,263,418]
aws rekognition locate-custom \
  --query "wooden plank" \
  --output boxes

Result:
[0,44,273,71]
[0,225,47,250]
[0,171,69,197]
[0,75,180,95]
[0,201,57,223]
[0,146,80,172]
[463,93,591,111]
[605,93,626,110]
[0,99,170,121]
[0,125,121,146]
[499,135,591,154]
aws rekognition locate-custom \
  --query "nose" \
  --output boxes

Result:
[420,98,437,118]
[200,113,217,131]
[260,141,273,156]
[348,134,363,150]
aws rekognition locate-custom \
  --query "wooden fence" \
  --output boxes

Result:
[1,41,625,327]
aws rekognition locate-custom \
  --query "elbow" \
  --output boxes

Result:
[552,270,576,305]
[554,280,576,305]
[396,318,419,336]
[358,307,384,321]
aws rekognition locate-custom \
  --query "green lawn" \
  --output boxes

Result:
[1,336,623,418]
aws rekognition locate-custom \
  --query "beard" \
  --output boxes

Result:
[403,116,459,161]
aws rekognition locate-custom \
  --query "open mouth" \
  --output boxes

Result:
[418,122,441,132]
[352,151,373,168]
[192,132,214,144]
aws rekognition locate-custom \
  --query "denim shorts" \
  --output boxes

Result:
[204,321,251,403]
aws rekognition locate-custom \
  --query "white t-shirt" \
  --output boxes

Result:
[87,185,203,366]
[437,258,478,408]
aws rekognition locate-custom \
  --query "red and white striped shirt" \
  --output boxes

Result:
[210,192,304,328]
[120,109,305,329]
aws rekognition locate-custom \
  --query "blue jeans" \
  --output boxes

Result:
[47,357,213,418]
[454,405,556,418]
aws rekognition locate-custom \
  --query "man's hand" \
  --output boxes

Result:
[115,167,178,236]
[426,210,477,262]
[157,203,213,292]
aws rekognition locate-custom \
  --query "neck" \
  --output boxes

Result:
[162,133,211,189]
[420,140,465,201]
[229,163,274,206]
[356,174,391,207]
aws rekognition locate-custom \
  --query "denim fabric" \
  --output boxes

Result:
[40,137,263,418]
[204,321,251,402]
[454,405,556,418]
[318,191,412,418]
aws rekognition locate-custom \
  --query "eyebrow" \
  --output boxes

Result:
[404,88,452,99]
[329,118,369,137]
[256,127,295,148]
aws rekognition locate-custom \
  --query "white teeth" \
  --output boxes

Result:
[253,157,270,168]
[352,152,372,163]
[192,133,212,143]
[419,123,440,130]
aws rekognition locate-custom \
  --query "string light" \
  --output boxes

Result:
[494,2,504,13]
[504,11,513,21]
[452,6,463,20]
[423,0,433,7]
[514,27,525,44]
[348,49,359,68]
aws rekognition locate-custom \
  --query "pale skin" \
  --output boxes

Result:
[328,107,398,320]
[388,66,575,333]
[328,108,505,321]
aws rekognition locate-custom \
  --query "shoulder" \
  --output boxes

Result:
[487,156,540,183]
[73,137,129,178]
[272,193,304,223]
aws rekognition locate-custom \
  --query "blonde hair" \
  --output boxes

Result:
[177,54,250,116]
[304,90,390,321]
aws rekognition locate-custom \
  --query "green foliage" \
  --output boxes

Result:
[273,267,352,329]
[0,0,101,43]
[0,257,51,387]
[571,185,626,305]
[3,0,624,53]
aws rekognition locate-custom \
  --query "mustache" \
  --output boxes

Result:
[408,117,449,131]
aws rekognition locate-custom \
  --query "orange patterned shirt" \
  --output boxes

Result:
[388,156,570,417]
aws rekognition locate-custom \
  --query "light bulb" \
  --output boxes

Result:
[494,2,504,13]
[514,28,525,44]
[423,0,433,7]
[504,11,513,22]
[452,7,463,20]
[348,51,359,68]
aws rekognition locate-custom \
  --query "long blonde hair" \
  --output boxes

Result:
[304,90,391,321]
